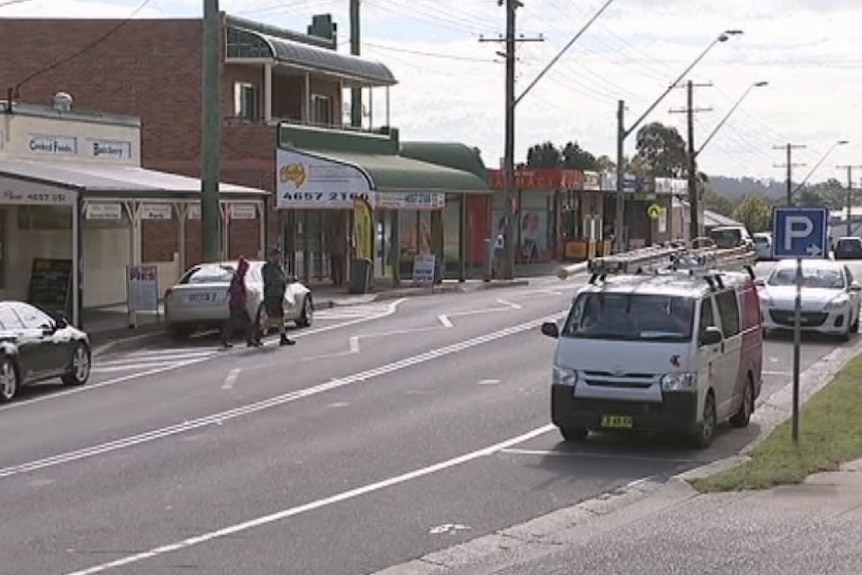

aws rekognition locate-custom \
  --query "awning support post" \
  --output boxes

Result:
[175,202,187,273]
[72,194,82,328]
[124,201,142,328]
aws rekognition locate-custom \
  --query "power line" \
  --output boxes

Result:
[670,81,713,239]
[10,0,153,99]
[359,42,496,63]
[773,144,807,205]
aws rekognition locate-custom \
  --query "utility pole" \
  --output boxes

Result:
[201,0,222,262]
[669,81,712,241]
[773,144,807,205]
[480,0,542,280]
[349,0,362,127]
[837,164,862,236]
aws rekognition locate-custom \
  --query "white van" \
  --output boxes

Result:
[540,269,763,448]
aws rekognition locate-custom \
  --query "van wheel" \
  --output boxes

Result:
[730,377,754,428]
[852,316,859,333]
[691,392,717,449]
[559,426,588,442]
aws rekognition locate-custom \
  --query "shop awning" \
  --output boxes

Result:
[0,158,267,199]
[280,148,492,194]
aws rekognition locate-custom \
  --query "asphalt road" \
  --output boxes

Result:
[0,268,856,575]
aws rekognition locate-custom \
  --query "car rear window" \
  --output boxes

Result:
[709,229,742,248]
[753,236,769,245]
[836,239,862,251]
[181,264,235,284]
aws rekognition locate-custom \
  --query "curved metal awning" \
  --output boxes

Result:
[226,25,397,87]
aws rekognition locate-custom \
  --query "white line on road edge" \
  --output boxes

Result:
[0,299,405,414]
[0,312,564,480]
[498,448,701,464]
[61,424,556,575]
[437,314,454,328]
[496,299,522,310]
[221,369,241,390]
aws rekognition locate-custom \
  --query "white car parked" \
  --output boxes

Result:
[757,258,862,340]
[752,232,772,261]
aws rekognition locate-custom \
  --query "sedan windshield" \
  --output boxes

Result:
[767,266,845,289]
[562,293,694,342]
[181,264,235,284]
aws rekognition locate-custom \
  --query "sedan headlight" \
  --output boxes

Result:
[824,296,849,311]
[552,365,579,387]
[660,372,697,392]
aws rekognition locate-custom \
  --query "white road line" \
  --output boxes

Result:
[0,299,405,413]
[124,348,217,358]
[762,370,792,376]
[221,369,241,390]
[496,299,523,310]
[498,448,701,464]
[96,351,217,366]
[0,312,564,479]
[437,314,454,328]
[61,424,556,575]
[349,336,360,354]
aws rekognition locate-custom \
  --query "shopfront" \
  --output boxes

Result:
[275,125,491,286]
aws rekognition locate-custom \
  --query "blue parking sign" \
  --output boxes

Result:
[772,207,829,259]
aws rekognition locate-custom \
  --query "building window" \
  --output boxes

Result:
[233,82,257,119]
[311,94,332,125]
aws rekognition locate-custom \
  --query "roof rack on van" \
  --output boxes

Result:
[585,238,756,287]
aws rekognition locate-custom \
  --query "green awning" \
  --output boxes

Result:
[282,147,491,194]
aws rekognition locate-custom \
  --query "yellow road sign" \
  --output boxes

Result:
[647,203,664,220]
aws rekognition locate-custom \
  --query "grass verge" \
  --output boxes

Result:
[692,352,862,493]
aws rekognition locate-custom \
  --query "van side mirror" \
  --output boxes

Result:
[700,326,723,346]
[540,322,559,339]
[849,282,862,292]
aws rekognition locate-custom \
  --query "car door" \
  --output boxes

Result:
[713,288,743,419]
[843,265,861,324]
[12,303,67,378]
[0,303,46,383]
[697,295,723,406]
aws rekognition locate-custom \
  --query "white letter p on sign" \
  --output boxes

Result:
[784,216,813,251]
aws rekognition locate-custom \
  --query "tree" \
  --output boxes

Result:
[732,194,772,233]
[525,142,561,168]
[595,155,615,171]
[560,141,598,170]
[633,122,688,178]
[703,188,735,217]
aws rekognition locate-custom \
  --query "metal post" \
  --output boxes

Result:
[686,80,699,243]
[72,195,82,328]
[502,0,516,280]
[792,256,802,443]
[201,0,222,263]
[614,100,625,253]
[459,196,467,282]
[349,0,362,128]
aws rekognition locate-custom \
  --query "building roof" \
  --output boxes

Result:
[399,142,488,182]
[704,209,743,228]
[0,158,267,199]
[226,21,396,87]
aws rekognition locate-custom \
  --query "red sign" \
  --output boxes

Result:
[487,168,583,191]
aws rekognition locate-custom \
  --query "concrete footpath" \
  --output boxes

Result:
[370,338,862,575]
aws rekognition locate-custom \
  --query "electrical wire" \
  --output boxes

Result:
[12,0,153,96]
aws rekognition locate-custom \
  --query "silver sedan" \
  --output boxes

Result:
[163,260,313,340]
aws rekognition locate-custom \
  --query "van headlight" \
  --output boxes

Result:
[660,372,697,392]
[824,295,849,311]
[552,365,579,387]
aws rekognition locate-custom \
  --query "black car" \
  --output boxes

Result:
[0,301,92,403]
[834,237,862,260]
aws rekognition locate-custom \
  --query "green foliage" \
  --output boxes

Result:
[633,122,688,178]
[525,141,598,170]
[732,194,773,232]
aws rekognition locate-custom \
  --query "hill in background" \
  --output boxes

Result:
[708,176,787,201]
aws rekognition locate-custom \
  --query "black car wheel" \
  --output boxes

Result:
[62,342,91,386]
[0,356,20,403]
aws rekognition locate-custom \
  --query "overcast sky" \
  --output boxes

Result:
[3,0,861,183]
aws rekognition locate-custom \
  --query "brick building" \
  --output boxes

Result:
[0,13,397,275]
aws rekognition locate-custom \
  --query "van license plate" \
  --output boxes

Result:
[601,415,633,429]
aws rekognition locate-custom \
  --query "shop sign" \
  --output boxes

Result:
[229,203,257,220]
[140,204,173,220]
[0,185,76,206]
[86,203,122,220]
[582,171,600,191]
[187,204,201,219]
[377,191,445,210]
[89,139,132,160]
[27,134,77,156]
[487,168,583,191]
[653,178,687,195]
[276,148,375,210]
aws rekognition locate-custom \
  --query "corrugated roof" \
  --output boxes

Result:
[0,158,267,198]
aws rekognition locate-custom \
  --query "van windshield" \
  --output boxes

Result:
[709,228,742,249]
[562,293,695,342]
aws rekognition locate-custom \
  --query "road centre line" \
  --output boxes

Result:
[436,300,524,328]
[62,424,556,575]
[0,299,405,413]
[221,369,241,390]
[0,312,564,480]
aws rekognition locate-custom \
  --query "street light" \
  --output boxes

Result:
[688,80,768,238]
[793,140,850,194]
[613,29,742,253]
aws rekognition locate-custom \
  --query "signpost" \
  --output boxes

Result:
[771,206,829,443]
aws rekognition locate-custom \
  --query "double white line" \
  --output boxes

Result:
[0,312,563,480]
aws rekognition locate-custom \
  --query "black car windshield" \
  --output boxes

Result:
[181,264,236,284]
[836,239,862,252]
[709,229,742,248]
[767,266,845,289]
[562,293,695,342]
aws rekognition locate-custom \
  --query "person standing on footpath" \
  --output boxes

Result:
[257,247,296,347]
[222,256,258,348]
